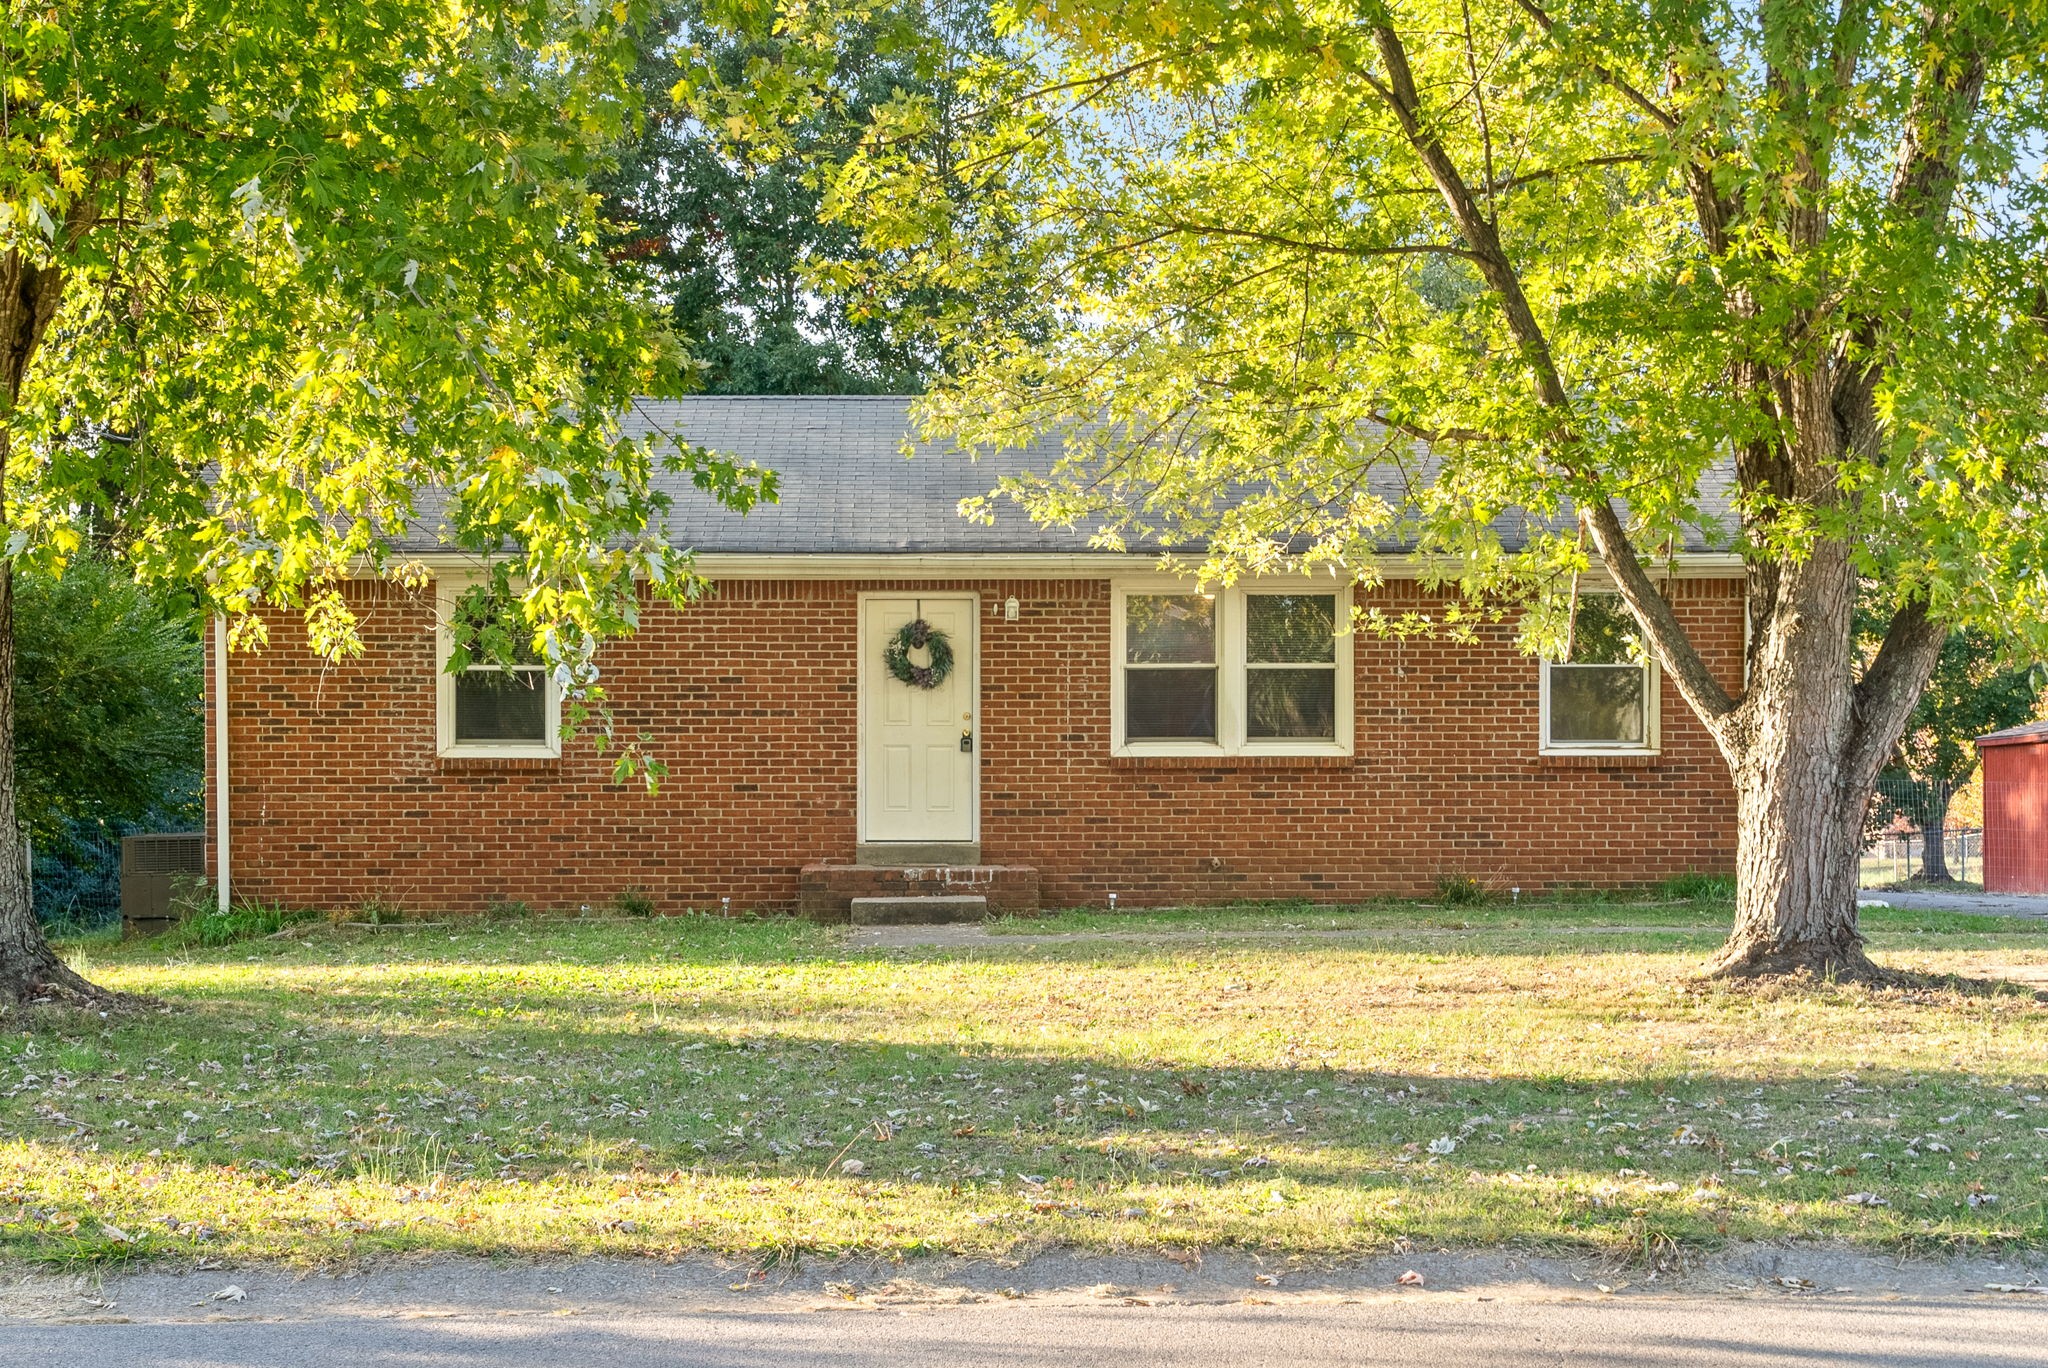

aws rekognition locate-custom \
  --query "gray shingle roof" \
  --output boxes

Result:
[402,395,1733,557]
[624,396,1100,555]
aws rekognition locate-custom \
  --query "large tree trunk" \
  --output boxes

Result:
[1709,746,1885,979]
[0,564,107,1008]
[1697,543,1944,983]
[0,247,115,1010]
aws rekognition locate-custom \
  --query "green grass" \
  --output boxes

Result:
[157,900,320,950]
[2,903,2045,1269]
[991,897,2033,937]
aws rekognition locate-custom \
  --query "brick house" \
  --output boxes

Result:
[205,395,1743,919]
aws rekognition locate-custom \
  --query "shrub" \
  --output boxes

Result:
[1435,874,1490,907]
[1658,871,1737,902]
[161,900,309,949]
[166,873,216,923]
[351,896,406,926]
[611,887,658,918]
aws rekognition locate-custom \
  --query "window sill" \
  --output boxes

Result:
[1110,752,1356,770]
[437,751,562,773]
[1534,750,1662,769]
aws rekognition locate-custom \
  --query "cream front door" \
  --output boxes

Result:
[860,594,977,844]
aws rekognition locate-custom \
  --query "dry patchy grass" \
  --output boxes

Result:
[2,905,2044,1268]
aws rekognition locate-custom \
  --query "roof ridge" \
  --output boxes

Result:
[640,393,917,402]
[1978,719,2048,743]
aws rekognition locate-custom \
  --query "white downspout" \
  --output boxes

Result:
[213,616,231,914]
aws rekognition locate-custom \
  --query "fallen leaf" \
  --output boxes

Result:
[208,1285,246,1303]
[1397,1270,1424,1287]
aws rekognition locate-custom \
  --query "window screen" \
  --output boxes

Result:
[1124,594,1217,740]
[449,596,551,747]
[1545,595,1650,747]
[1245,594,1337,740]
[453,668,549,743]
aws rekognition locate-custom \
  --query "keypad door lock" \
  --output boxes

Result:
[960,731,974,753]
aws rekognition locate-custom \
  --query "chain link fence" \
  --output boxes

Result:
[1859,824,1985,889]
[1859,771,2027,892]
[30,825,125,934]
[30,819,204,935]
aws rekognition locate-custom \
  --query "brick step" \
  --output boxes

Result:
[850,894,988,926]
[800,862,1039,924]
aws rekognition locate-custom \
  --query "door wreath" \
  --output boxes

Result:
[883,618,955,690]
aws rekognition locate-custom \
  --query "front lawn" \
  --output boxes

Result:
[3,903,2044,1267]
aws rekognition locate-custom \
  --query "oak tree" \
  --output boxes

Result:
[713,0,2048,978]
[0,2,769,1007]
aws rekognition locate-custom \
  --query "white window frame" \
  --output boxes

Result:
[1539,652,1660,755]
[435,575,561,760]
[1111,580,1353,758]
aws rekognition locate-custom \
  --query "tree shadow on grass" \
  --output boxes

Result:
[6,965,2045,1267]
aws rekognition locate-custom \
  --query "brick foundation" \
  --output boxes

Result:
[207,575,1743,915]
[798,863,1042,923]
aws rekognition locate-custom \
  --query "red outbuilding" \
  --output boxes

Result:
[1976,721,2048,894]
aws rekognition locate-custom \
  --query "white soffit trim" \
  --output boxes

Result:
[381,550,1747,581]
[690,551,1747,581]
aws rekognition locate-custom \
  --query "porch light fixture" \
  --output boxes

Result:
[1004,596,1019,622]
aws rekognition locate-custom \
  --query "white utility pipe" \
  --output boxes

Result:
[213,615,230,914]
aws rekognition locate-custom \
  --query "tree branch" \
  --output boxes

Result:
[1367,411,1503,446]
[1131,218,1484,262]
[1581,501,1737,722]
[1364,23,1734,725]
[1887,37,1989,219]
[1843,597,1949,790]
[1366,27,1570,410]
[1512,0,1681,130]
[1489,153,1648,194]
[1829,21,1988,453]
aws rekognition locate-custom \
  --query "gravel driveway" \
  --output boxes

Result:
[1858,889,2048,919]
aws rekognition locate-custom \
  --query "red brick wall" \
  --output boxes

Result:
[207,575,1743,914]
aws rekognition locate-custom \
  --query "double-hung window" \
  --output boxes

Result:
[1122,593,1221,741]
[1113,584,1351,756]
[1540,592,1658,753]
[436,578,560,758]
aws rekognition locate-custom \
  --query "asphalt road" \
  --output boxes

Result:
[7,1293,2048,1367]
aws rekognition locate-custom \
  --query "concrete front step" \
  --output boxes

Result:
[855,841,982,868]
[800,861,1040,924]
[849,894,989,926]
